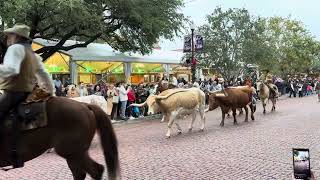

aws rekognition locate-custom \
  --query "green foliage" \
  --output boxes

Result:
[0,0,185,60]
[198,7,257,81]
[197,7,320,79]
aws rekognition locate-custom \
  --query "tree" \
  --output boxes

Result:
[253,17,320,76]
[0,0,185,60]
[198,7,258,82]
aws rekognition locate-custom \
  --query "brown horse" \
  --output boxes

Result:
[0,97,119,180]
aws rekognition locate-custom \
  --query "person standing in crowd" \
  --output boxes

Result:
[67,84,79,98]
[107,84,119,120]
[136,83,149,117]
[127,86,136,120]
[316,78,320,102]
[76,81,88,97]
[307,83,313,96]
[53,75,63,96]
[93,84,102,96]
[193,79,200,88]
[118,81,129,120]
[148,84,157,95]
[289,80,297,98]
[171,75,178,87]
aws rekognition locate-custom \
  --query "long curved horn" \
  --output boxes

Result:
[208,90,221,94]
[129,101,147,107]
[154,89,189,100]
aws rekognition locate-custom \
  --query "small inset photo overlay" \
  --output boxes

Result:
[293,149,311,179]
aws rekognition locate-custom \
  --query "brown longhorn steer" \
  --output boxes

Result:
[208,87,255,127]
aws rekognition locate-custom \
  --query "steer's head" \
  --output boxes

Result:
[130,95,161,115]
[146,96,161,115]
[208,91,226,111]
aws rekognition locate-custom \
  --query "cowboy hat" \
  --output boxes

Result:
[3,24,31,40]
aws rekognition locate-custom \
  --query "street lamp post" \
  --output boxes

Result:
[190,22,196,83]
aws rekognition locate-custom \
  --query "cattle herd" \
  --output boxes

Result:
[131,85,277,138]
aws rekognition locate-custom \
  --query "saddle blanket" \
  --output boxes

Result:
[2,88,51,131]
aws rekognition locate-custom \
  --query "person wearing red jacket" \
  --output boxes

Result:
[127,86,136,119]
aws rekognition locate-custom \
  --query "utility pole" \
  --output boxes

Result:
[190,22,196,83]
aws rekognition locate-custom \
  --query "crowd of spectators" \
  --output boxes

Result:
[52,74,320,121]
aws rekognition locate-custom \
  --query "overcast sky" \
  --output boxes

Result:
[159,0,320,50]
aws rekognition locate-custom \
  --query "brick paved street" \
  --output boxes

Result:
[1,95,320,180]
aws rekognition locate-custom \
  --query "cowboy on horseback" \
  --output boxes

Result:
[264,72,279,98]
[0,24,53,131]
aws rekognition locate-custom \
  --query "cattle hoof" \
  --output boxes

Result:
[177,131,182,135]
[220,123,224,127]
[263,111,266,114]
[199,128,204,132]
[234,122,238,125]
[188,128,192,132]
[244,119,248,122]
[166,135,171,139]
[251,116,255,121]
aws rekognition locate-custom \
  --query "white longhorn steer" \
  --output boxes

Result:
[70,95,108,114]
[131,88,206,138]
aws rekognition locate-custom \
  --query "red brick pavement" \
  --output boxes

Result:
[1,95,320,180]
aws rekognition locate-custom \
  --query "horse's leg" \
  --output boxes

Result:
[188,111,197,132]
[220,108,226,127]
[81,153,104,180]
[249,103,255,121]
[232,108,238,125]
[66,158,87,180]
[244,106,248,122]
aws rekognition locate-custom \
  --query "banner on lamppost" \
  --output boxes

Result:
[183,34,204,52]
[195,35,204,51]
[183,35,192,53]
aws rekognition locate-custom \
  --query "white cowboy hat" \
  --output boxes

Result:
[3,24,31,40]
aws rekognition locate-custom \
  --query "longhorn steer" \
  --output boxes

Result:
[208,87,255,127]
[131,88,206,138]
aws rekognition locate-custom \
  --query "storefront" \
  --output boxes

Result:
[32,38,189,85]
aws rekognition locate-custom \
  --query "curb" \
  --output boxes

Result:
[111,114,162,125]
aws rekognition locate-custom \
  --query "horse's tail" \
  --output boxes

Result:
[87,104,119,180]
